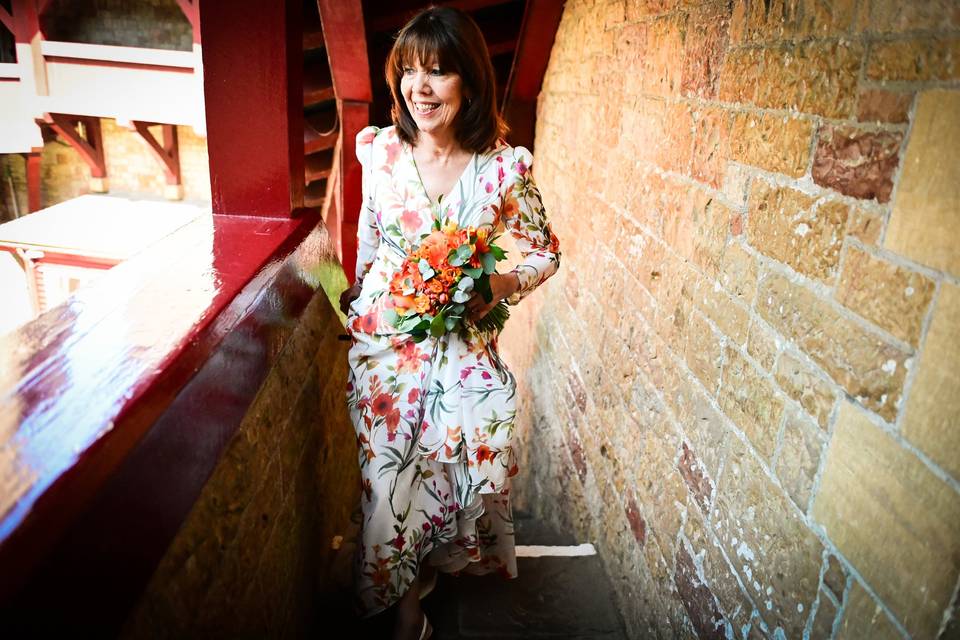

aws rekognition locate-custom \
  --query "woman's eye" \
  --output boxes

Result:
[402,67,414,74]
[430,68,442,76]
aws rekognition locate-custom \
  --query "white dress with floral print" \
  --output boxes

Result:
[345,125,560,618]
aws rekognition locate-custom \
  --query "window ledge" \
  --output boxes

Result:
[0,209,344,605]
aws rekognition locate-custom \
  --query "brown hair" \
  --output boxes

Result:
[385,6,507,153]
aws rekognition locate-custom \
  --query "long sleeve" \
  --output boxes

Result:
[355,126,381,285]
[501,146,561,305]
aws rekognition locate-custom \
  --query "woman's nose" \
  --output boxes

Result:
[413,71,431,93]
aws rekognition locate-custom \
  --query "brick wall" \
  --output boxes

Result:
[501,1,960,638]
[120,284,359,638]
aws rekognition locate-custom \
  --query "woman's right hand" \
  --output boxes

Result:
[339,282,362,316]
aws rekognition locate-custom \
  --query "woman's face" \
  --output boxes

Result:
[400,56,464,139]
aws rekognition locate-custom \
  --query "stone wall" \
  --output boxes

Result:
[120,283,359,638]
[501,1,960,639]
[41,0,193,51]
[0,120,210,222]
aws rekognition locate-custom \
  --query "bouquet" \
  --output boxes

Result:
[382,220,510,341]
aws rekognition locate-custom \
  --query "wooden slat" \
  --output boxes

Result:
[303,109,338,154]
[303,58,334,107]
[0,6,13,36]
[304,149,333,185]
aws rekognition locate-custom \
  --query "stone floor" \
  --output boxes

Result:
[346,511,629,639]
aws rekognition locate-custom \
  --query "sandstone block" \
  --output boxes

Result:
[774,411,823,510]
[713,435,824,639]
[773,350,837,431]
[674,542,728,639]
[836,246,935,347]
[823,555,847,600]
[683,497,756,634]
[693,276,750,345]
[677,441,714,514]
[844,204,884,245]
[858,0,960,33]
[856,89,912,124]
[719,346,785,462]
[730,0,856,43]
[680,1,731,100]
[757,272,910,421]
[718,241,757,306]
[901,283,960,481]
[866,37,960,82]
[835,581,903,640]
[639,14,687,98]
[746,318,780,373]
[813,401,960,638]
[719,41,861,118]
[812,125,902,203]
[661,366,726,478]
[676,303,725,394]
[691,106,728,188]
[728,112,814,178]
[811,591,838,639]
[747,180,849,283]
[625,0,680,21]
[663,187,730,278]
[636,425,688,561]
[885,90,960,276]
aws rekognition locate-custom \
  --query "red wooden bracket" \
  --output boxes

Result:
[36,0,52,16]
[23,150,41,212]
[39,114,107,178]
[132,121,181,185]
[174,0,201,44]
[0,6,13,36]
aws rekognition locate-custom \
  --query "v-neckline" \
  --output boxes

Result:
[407,141,476,214]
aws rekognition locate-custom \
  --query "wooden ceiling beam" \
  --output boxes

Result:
[316,0,371,103]
[369,0,516,34]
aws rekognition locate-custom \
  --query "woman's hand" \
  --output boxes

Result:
[465,272,520,321]
[339,282,362,316]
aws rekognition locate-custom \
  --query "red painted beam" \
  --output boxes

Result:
[12,0,40,43]
[132,122,181,185]
[174,0,201,44]
[41,114,107,179]
[369,0,516,34]
[505,0,564,103]
[24,151,41,212]
[199,0,303,215]
[0,6,13,36]
[502,0,564,149]
[316,0,372,103]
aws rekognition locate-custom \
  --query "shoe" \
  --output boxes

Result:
[418,612,433,639]
[419,568,437,600]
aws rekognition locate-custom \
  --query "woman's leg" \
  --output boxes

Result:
[392,571,430,640]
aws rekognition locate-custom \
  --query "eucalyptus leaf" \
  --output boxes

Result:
[452,289,471,303]
[462,266,482,279]
[444,315,457,331]
[382,309,400,326]
[448,248,465,267]
[457,276,474,291]
[480,251,496,275]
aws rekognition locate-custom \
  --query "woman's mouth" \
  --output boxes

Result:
[414,102,440,115]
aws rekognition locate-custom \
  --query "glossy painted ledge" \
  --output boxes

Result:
[0,209,343,608]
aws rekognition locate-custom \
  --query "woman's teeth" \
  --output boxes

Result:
[415,103,440,114]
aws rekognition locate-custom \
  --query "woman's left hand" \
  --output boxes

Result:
[465,272,520,321]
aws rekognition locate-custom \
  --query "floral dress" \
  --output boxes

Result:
[344,124,560,618]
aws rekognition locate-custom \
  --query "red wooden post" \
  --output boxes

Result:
[198,0,303,216]
[24,150,41,212]
[317,0,371,281]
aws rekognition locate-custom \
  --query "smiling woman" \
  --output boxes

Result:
[336,6,560,640]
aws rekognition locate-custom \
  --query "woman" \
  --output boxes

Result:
[339,7,560,639]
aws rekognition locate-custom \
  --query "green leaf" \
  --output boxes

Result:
[430,313,446,337]
[475,276,493,303]
[488,244,507,260]
[480,251,496,275]
[444,315,457,331]
[447,248,464,267]
[382,309,400,326]
[462,266,482,279]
